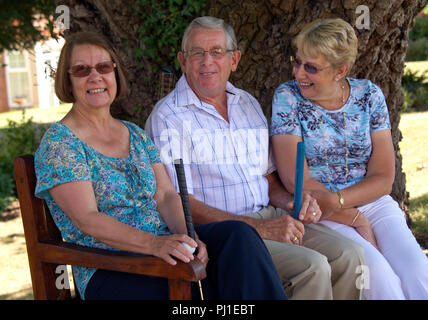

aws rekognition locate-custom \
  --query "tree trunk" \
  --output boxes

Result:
[206,0,427,220]
[55,0,162,125]
[56,0,427,219]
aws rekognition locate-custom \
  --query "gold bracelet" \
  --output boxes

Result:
[337,190,344,209]
[351,209,361,226]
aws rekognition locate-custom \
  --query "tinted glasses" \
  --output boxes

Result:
[290,56,331,75]
[68,61,116,77]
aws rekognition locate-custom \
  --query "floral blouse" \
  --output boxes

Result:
[34,120,171,299]
[270,78,391,192]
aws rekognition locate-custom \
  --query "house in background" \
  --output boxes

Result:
[0,37,64,113]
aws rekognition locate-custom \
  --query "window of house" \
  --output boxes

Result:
[6,51,32,107]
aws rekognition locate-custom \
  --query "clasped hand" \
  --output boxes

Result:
[260,192,322,245]
[150,233,209,267]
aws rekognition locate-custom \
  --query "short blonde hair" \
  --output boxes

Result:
[55,32,128,103]
[293,18,358,72]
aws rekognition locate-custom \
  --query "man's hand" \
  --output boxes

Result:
[286,191,322,224]
[256,214,305,245]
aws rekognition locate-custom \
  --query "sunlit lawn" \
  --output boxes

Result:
[405,61,428,80]
[399,110,428,237]
[0,104,72,128]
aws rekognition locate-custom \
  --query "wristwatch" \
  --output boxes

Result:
[337,190,344,209]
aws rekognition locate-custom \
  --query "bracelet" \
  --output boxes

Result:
[351,209,361,226]
[336,190,344,209]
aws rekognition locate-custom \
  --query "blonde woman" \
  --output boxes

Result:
[270,18,428,300]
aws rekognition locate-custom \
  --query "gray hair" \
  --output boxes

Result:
[181,16,238,52]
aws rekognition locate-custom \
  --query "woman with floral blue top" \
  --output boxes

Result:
[34,31,286,300]
[270,18,428,300]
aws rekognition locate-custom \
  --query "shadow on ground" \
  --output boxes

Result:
[0,286,33,300]
[409,193,428,250]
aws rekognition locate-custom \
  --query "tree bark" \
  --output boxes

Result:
[55,0,160,124]
[56,0,427,219]
[206,0,427,220]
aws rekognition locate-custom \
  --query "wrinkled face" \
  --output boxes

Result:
[178,28,241,101]
[293,50,337,103]
[69,44,117,110]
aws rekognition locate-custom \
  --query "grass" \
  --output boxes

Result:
[405,61,428,81]
[0,104,72,128]
[399,111,428,198]
[399,110,428,242]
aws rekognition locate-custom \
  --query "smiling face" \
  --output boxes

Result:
[69,44,117,111]
[177,28,241,102]
[293,50,340,105]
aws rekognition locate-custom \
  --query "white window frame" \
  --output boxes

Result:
[5,50,34,108]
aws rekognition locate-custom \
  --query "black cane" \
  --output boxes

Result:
[173,158,204,300]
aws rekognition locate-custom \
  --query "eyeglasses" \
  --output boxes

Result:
[290,56,331,74]
[68,61,116,77]
[184,47,234,60]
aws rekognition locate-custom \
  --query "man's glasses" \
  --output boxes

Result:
[184,47,234,60]
[290,56,331,75]
[68,61,116,77]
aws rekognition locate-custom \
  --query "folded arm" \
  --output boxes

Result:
[272,130,394,213]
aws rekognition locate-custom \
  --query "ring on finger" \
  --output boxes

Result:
[312,211,317,216]
[293,236,298,243]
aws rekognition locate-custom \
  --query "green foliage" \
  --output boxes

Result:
[135,0,206,72]
[0,0,57,52]
[409,14,428,42]
[406,38,428,62]
[0,111,48,212]
[401,69,428,112]
[402,68,428,91]
[407,9,428,62]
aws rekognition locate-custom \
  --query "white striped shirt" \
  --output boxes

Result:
[145,74,273,215]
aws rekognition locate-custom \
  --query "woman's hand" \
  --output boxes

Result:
[352,211,380,251]
[286,191,323,224]
[150,233,198,266]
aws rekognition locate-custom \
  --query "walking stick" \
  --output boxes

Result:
[294,141,305,220]
[174,159,204,300]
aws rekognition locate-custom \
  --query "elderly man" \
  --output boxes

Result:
[146,16,365,300]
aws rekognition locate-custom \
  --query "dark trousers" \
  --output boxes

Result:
[85,220,287,300]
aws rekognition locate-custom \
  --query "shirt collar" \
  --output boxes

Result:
[175,74,240,109]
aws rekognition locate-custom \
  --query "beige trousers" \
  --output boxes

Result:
[246,206,365,300]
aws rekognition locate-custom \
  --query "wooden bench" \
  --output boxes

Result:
[13,154,206,300]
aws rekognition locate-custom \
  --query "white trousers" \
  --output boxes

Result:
[319,195,428,300]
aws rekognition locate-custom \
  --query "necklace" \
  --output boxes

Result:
[318,109,349,190]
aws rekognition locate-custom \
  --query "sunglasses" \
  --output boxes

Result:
[290,56,331,74]
[68,61,116,77]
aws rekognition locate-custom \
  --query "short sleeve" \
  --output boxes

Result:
[34,125,91,200]
[126,121,161,164]
[270,82,302,137]
[368,82,391,132]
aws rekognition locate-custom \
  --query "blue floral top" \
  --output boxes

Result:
[34,120,171,299]
[270,78,391,192]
